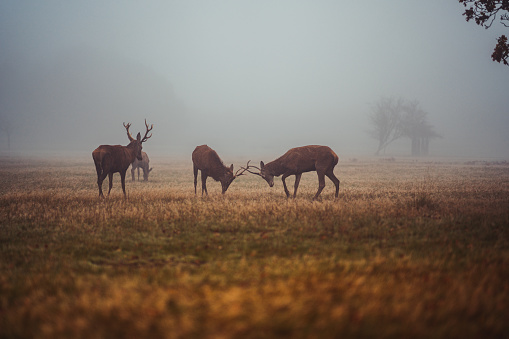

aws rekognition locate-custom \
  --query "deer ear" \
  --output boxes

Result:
[136,132,141,141]
[230,164,234,172]
[260,161,265,169]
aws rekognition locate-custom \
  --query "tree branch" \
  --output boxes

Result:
[459,0,509,66]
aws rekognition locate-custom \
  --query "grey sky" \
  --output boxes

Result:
[1,1,508,158]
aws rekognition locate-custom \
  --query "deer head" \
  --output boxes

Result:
[259,161,274,187]
[241,161,274,187]
[237,160,275,188]
[123,119,153,161]
[220,160,255,194]
[144,167,153,181]
[221,164,235,194]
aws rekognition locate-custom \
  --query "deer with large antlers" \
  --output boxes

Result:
[92,119,153,198]
[192,145,252,195]
[245,145,340,200]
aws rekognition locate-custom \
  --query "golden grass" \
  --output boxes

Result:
[0,156,508,338]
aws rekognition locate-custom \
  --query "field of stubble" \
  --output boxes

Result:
[0,155,508,338]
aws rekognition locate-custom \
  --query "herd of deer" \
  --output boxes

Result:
[92,120,340,200]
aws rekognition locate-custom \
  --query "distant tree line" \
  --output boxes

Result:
[368,97,441,156]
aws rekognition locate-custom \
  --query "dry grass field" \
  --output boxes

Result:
[0,155,508,338]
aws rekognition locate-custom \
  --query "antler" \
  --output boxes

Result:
[123,122,135,142]
[234,160,251,177]
[236,160,261,177]
[141,119,153,143]
[242,162,262,176]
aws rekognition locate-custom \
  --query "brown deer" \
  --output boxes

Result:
[192,145,252,195]
[92,120,153,198]
[131,151,152,182]
[246,145,340,200]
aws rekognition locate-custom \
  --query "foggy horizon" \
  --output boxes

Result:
[1,1,508,160]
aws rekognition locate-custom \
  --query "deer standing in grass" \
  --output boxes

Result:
[192,145,252,195]
[131,151,152,182]
[92,120,153,198]
[247,145,340,200]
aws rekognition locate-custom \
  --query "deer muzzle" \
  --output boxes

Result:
[265,177,274,187]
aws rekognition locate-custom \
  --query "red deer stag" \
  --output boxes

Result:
[246,145,340,200]
[192,145,252,195]
[92,120,153,198]
[131,151,152,182]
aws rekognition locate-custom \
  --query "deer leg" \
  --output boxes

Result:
[131,166,135,182]
[137,167,140,181]
[95,164,105,198]
[95,162,102,179]
[120,171,127,199]
[293,173,302,198]
[201,173,208,196]
[193,165,199,195]
[97,172,107,198]
[97,179,104,198]
[325,169,340,198]
[313,171,326,200]
[107,173,114,197]
[143,166,148,181]
[281,173,291,198]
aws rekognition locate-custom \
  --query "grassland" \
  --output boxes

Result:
[0,155,508,338]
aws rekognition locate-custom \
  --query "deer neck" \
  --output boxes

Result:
[265,159,285,176]
[125,142,139,163]
[211,165,228,182]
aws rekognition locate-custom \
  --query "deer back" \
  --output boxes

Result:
[268,145,338,175]
[93,144,139,173]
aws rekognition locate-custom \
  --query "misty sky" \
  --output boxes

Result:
[1,1,508,159]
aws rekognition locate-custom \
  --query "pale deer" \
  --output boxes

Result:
[192,145,252,195]
[131,151,152,182]
[92,120,153,198]
[246,145,340,200]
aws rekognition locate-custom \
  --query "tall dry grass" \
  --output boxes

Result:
[0,156,508,338]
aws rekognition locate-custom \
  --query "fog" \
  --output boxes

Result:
[1,1,508,159]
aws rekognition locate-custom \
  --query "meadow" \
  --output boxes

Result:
[0,155,508,338]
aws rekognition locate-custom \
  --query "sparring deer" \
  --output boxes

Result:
[245,145,340,200]
[131,151,152,181]
[92,120,153,198]
[192,145,252,195]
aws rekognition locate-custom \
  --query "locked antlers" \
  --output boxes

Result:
[236,160,261,177]
[123,119,153,143]
[239,161,262,177]
[234,160,251,178]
